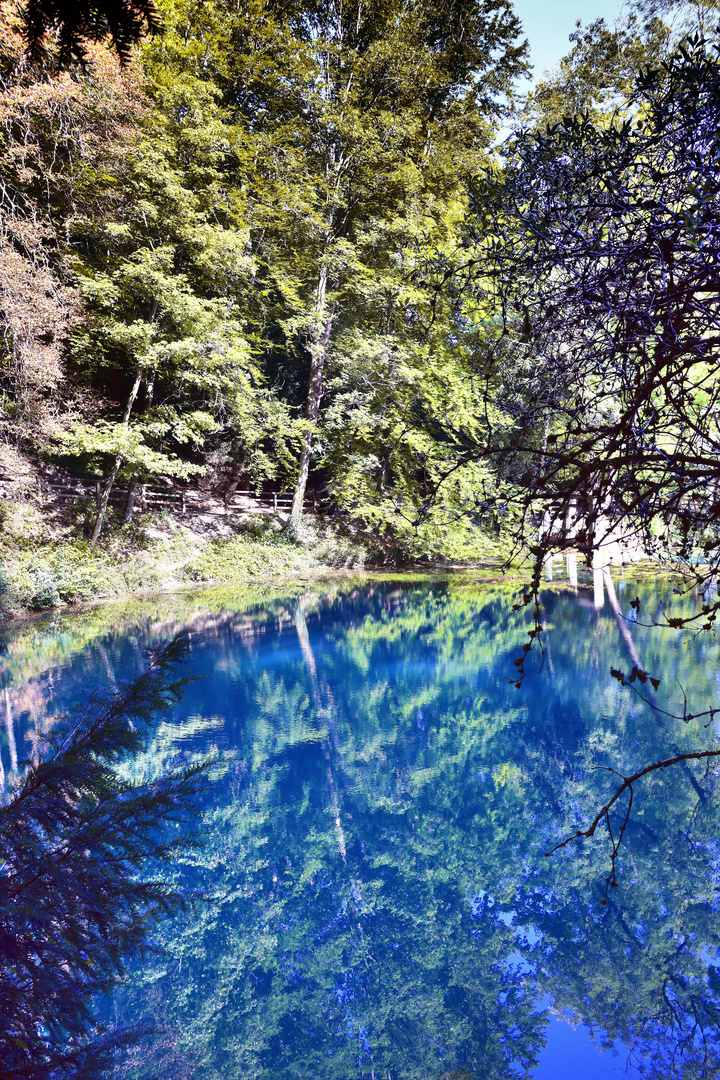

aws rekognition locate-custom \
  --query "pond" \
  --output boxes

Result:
[2,569,720,1079]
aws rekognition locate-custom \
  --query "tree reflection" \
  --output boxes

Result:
[99,579,720,1079]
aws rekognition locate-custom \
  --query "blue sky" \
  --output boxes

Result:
[511,0,627,87]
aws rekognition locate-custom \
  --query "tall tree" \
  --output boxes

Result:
[47,31,295,545]
[520,1,720,130]
[154,0,528,534]
[463,37,720,594]
[520,7,672,127]
[0,13,130,448]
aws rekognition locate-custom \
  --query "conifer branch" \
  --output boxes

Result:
[0,633,215,1079]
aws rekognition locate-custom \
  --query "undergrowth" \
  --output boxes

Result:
[0,504,388,614]
[0,490,502,616]
[183,519,376,583]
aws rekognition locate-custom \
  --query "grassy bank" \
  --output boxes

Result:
[0,487,505,618]
[0,506,372,616]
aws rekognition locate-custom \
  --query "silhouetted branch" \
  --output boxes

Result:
[21,0,162,67]
[609,664,720,728]
[546,748,720,904]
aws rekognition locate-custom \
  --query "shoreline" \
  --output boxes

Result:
[0,558,519,628]
[0,552,680,631]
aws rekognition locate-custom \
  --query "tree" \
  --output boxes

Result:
[0,634,213,1079]
[0,13,129,448]
[154,0,528,535]
[0,4,295,542]
[520,4,672,128]
[519,1,720,130]
[430,36,720,594]
[50,28,294,545]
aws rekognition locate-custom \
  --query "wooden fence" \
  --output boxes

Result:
[37,480,319,516]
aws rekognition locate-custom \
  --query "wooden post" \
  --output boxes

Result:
[273,493,278,513]
[95,481,101,509]
[141,485,146,512]
[123,482,138,523]
[182,489,186,516]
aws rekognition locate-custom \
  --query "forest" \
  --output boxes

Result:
[0,0,717,607]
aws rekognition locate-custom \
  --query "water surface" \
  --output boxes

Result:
[2,572,719,1079]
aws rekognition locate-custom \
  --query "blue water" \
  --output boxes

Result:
[2,574,720,1079]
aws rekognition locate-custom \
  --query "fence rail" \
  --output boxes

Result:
[37,480,319,516]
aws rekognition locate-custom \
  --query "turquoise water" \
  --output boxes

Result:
[2,573,720,1078]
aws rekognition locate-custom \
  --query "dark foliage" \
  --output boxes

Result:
[428,35,720,895]
[0,634,212,1078]
[21,0,161,66]
[456,36,720,601]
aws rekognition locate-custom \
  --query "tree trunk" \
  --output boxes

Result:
[287,267,333,537]
[89,451,124,550]
[89,365,143,549]
[224,456,247,496]
[123,365,156,525]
